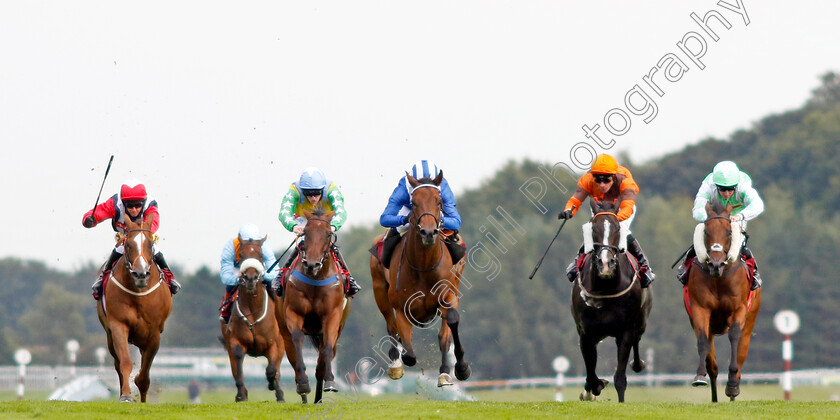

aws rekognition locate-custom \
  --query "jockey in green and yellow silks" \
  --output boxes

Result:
[277,167,360,297]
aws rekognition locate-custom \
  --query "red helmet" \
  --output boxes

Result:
[120,180,147,201]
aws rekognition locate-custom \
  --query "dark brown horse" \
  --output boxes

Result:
[685,199,761,402]
[220,237,286,402]
[369,172,470,387]
[276,209,352,404]
[571,207,651,402]
[96,214,172,402]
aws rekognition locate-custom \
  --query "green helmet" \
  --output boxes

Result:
[712,161,740,187]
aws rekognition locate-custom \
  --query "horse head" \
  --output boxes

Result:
[238,238,266,293]
[703,199,742,277]
[407,170,444,248]
[301,208,336,278]
[590,203,621,278]
[122,214,156,289]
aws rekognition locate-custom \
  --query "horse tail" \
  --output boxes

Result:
[309,334,323,349]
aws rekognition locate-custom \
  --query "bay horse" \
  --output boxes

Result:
[96,213,172,402]
[369,171,470,388]
[571,205,651,402]
[220,237,286,402]
[685,199,761,402]
[276,208,352,404]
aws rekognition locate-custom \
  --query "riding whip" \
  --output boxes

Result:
[90,155,114,215]
[670,245,692,269]
[528,205,575,280]
[265,237,299,273]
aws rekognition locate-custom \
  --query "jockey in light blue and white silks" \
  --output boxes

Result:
[379,160,461,234]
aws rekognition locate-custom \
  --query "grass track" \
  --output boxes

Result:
[1,400,838,420]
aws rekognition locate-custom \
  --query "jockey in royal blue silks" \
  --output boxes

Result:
[376,160,465,268]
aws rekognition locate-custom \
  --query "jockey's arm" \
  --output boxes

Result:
[563,186,589,217]
[144,203,160,233]
[380,181,410,228]
[261,241,278,281]
[440,179,462,230]
[616,181,637,221]
[82,194,118,227]
[278,185,301,232]
[736,179,764,222]
[325,184,347,231]
[692,176,715,222]
[219,239,239,286]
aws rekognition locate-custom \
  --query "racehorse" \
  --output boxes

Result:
[571,204,652,402]
[96,214,172,402]
[276,208,352,404]
[369,172,471,388]
[220,238,286,402]
[685,199,761,402]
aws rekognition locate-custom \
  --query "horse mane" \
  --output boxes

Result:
[310,206,326,217]
[595,201,618,214]
[709,195,728,216]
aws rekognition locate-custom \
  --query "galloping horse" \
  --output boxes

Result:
[220,237,286,402]
[96,214,172,402]
[571,204,652,402]
[276,208,352,404]
[369,172,470,387]
[685,199,761,402]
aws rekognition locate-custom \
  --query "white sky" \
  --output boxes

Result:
[1,1,837,273]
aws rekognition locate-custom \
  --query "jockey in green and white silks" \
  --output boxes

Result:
[276,167,360,297]
[679,161,764,289]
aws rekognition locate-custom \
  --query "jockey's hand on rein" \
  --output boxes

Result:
[83,215,96,228]
[558,209,573,220]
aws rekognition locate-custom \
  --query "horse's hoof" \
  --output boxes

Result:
[580,390,596,401]
[324,380,338,392]
[591,379,608,395]
[632,360,646,373]
[725,383,740,398]
[268,382,276,391]
[455,361,471,381]
[402,353,417,367]
[235,395,247,402]
[119,395,134,403]
[301,394,308,404]
[388,366,404,380]
[437,373,453,387]
[692,375,709,387]
[297,381,311,395]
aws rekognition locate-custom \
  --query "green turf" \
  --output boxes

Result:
[1,385,839,419]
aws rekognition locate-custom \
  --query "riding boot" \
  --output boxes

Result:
[677,246,696,286]
[219,285,236,323]
[92,248,122,300]
[284,245,300,269]
[566,244,585,282]
[741,246,762,290]
[154,252,181,295]
[626,234,655,287]
[332,244,361,297]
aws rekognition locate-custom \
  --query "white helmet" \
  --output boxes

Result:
[238,223,262,241]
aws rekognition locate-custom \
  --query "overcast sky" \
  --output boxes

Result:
[1,1,837,274]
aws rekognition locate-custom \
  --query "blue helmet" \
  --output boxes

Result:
[238,223,262,241]
[410,160,440,179]
[299,167,327,192]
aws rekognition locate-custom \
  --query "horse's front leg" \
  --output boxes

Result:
[444,307,470,382]
[725,321,743,400]
[285,310,311,399]
[227,341,248,402]
[579,335,607,400]
[691,309,713,388]
[707,338,719,402]
[318,311,342,402]
[108,322,135,402]
[135,334,161,403]
[393,307,417,367]
[265,339,285,402]
[614,331,634,403]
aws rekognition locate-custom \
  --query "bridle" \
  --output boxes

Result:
[704,215,733,256]
[299,216,335,273]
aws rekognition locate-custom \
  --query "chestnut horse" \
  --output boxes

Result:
[276,209,352,404]
[220,237,286,402]
[369,172,470,387]
[571,207,652,402]
[685,199,761,402]
[96,214,172,402]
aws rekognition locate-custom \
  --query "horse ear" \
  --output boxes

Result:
[433,170,443,186]
[705,202,713,216]
[258,236,266,246]
[325,210,335,220]
[406,171,420,188]
[143,212,153,229]
[302,209,313,219]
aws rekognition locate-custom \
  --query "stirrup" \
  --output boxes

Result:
[565,261,577,282]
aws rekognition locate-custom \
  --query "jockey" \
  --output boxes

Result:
[218,223,278,323]
[558,154,655,287]
[82,179,181,299]
[378,160,463,260]
[678,160,764,289]
[277,167,360,297]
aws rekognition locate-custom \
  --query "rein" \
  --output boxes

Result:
[108,271,164,297]
[233,287,271,339]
